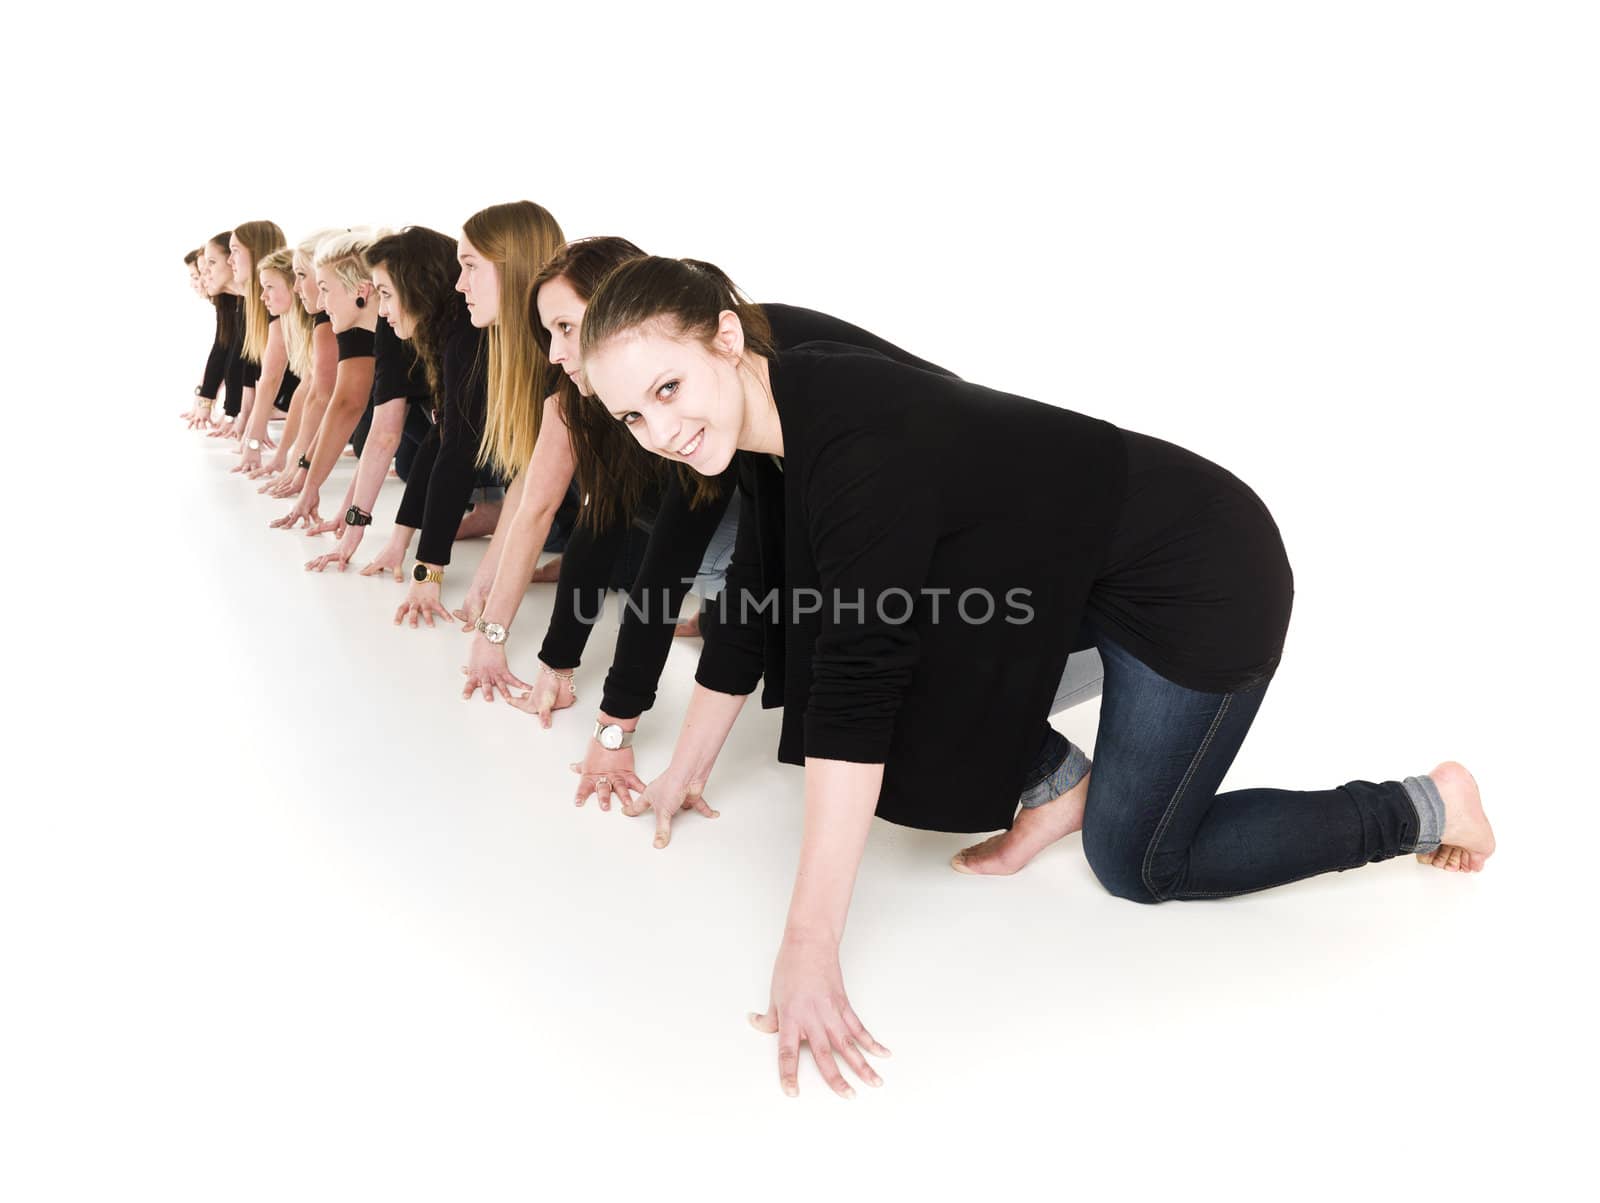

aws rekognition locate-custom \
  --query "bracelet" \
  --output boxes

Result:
[538,661,577,683]
[297,455,311,470]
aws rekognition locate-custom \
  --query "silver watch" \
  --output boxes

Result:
[247,438,262,451]
[475,618,507,645]
[594,721,634,751]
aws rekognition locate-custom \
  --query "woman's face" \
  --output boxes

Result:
[583,318,748,476]
[259,269,295,318]
[293,255,323,312]
[188,262,206,300]
[227,234,252,289]
[371,265,413,340]
[537,275,588,390]
[456,236,499,327]
[316,265,367,333]
[202,241,232,296]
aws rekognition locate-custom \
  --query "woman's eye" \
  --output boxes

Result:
[620,412,641,426]
[656,380,678,401]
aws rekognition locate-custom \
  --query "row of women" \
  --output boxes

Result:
[181,205,1496,1099]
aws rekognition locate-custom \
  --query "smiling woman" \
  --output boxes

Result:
[577,254,1496,1099]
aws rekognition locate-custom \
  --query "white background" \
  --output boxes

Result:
[3,2,1596,1199]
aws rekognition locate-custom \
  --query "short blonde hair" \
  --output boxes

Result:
[313,230,381,293]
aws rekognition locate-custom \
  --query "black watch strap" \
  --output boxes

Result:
[345,505,373,527]
[297,455,312,470]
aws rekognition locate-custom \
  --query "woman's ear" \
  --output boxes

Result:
[714,309,746,359]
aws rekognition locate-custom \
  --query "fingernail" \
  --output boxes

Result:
[842,1088,856,1100]
[784,1085,798,1098]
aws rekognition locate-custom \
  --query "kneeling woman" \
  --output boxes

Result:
[579,257,1498,1098]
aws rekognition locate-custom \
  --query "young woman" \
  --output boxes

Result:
[577,255,1498,1098]
[258,231,342,495]
[233,248,306,475]
[361,202,573,615]
[183,244,235,429]
[270,232,378,529]
[213,221,286,441]
[189,233,246,431]
[301,316,437,570]
[308,225,497,606]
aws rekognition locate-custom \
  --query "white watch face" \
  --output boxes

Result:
[483,622,506,645]
[247,439,261,451]
[599,724,624,751]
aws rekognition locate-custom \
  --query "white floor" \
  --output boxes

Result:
[7,419,1590,1202]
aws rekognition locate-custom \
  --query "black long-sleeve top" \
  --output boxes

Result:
[394,300,496,566]
[692,343,1292,834]
[198,296,238,401]
[371,316,431,406]
[536,304,958,719]
[220,301,247,417]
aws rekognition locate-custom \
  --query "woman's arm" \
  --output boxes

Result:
[273,355,373,529]
[303,397,408,572]
[454,468,525,629]
[460,395,576,694]
[235,323,288,474]
[266,323,337,498]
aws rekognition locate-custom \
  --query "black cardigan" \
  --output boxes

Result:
[535,304,958,718]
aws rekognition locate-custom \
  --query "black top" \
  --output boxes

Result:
[198,296,238,402]
[537,304,960,719]
[335,326,376,361]
[221,302,246,418]
[371,316,431,406]
[693,344,1291,835]
[394,299,495,566]
[314,311,331,327]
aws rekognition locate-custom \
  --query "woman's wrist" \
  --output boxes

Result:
[596,709,638,733]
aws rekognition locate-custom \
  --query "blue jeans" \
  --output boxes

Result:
[1020,625,1444,903]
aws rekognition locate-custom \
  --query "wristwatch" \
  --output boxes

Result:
[247,438,261,451]
[194,386,204,397]
[475,617,507,645]
[412,563,444,585]
[297,455,312,470]
[594,720,635,751]
[345,505,373,527]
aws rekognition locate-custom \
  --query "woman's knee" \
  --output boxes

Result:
[1081,817,1166,905]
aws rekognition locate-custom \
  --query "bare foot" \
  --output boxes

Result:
[530,555,562,584]
[455,500,503,540]
[1415,761,1495,873]
[951,772,1091,876]
[674,610,701,638]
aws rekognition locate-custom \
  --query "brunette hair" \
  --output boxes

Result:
[206,233,238,344]
[366,226,466,402]
[183,248,201,267]
[232,220,287,363]
[461,200,566,477]
[533,238,720,530]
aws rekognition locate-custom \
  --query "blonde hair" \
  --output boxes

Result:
[313,230,380,294]
[258,248,314,379]
[461,201,566,476]
[233,220,287,363]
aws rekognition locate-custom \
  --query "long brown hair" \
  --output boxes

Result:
[461,201,566,477]
[232,220,287,363]
[367,227,465,403]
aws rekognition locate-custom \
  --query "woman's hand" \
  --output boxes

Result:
[261,430,277,451]
[184,403,216,430]
[269,485,321,531]
[748,932,890,1099]
[233,442,262,475]
[569,741,646,812]
[359,533,408,582]
[304,513,346,538]
[265,466,305,499]
[618,768,718,849]
[206,416,236,439]
[452,579,490,631]
[505,663,579,728]
[394,579,453,628]
[460,636,530,703]
[305,525,365,573]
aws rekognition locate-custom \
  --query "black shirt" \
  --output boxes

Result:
[537,304,961,719]
[694,344,1290,835]
[394,300,495,566]
[220,300,246,418]
[371,316,431,407]
[198,296,238,402]
[335,326,376,361]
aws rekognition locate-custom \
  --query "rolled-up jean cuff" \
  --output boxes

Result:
[1019,740,1092,808]
[1401,774,1444,853]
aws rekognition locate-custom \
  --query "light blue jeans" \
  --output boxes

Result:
[691,492,742,600]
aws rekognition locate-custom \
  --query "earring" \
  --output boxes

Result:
[355,296,366,309]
